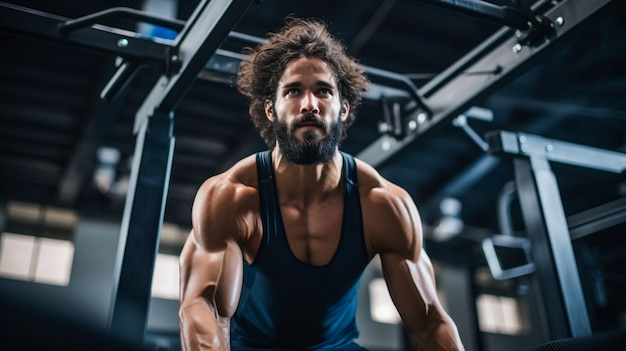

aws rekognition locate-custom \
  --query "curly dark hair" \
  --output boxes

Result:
[236,17,370,148]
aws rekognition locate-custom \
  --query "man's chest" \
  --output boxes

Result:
[279,201,344,266]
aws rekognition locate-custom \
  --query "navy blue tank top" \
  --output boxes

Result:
[230,150,371,350]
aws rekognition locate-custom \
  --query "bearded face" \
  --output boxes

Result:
[273,113,342,165]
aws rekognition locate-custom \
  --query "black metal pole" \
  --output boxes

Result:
[514,156,591,338]
[108,0,255,345]
[109,109,175,345]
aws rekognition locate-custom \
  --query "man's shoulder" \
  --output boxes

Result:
[358,180,414,219]
[206,153,259,186]
[196,153,260,206]
[353,157,410,202]
[191,154,263,246]
[353,156,421,249]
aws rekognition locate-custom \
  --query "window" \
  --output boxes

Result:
[150,222,187,300]
[476,293,523,335]
[151,253,180,299]
[0,202,76,286]
[0,233,74,285]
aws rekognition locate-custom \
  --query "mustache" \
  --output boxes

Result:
[292,114,325,129]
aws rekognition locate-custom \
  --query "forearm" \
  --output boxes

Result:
[407,312,464,351]
[180,300,230,351]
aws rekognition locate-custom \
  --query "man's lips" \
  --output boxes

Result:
[294,120,324,129]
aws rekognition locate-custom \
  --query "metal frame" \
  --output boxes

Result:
[416,0,531,30]
[357,0,623,169]
[487,130,626,339]
[0,0,262,345]
[568,197,626,241]
[109,0,255,345]
[1,0,255,344]
[0,2,175,66]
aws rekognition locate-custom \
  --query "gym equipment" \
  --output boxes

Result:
[487,130,626,338]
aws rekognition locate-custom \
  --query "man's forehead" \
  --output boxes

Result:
[279,58,337,86]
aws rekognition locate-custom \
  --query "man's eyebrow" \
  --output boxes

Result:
[316,81,336,89]
[281,81,336,89]
[281,82,302,89]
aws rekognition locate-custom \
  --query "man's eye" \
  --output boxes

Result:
[318,88,332,95]
[286,88,299,95]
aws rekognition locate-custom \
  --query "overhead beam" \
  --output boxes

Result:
[357,0,624,169]
[487,130,626,174]
[0,2,174,65]
[416,0,530,30]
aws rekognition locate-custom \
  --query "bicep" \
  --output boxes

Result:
[179,228,243,318]
[181,178,251,312]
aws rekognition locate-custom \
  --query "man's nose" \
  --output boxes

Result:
[301,92,320,114]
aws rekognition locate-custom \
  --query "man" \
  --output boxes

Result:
[179,17,464,351]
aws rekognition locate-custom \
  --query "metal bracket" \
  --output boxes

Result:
[58,7,187,101]
[482,234,536,280]
[452,106,494,151]
[378,97,404,137]
[511,0,559,52]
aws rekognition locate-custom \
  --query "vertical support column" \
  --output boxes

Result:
[109,109,175,345]
[105,0,254,345]
[514,156,591,338]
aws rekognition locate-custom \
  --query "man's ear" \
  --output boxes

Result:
[340,101,350,121]
[265,100,274,121]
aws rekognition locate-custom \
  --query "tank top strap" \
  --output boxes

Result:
[254,150,277,263]
[256,149,273,184]
[341,151,358,188]
[339,152,366,262]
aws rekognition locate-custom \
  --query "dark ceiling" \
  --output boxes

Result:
[1,0,625,263]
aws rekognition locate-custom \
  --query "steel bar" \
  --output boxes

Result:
[357,0,623,169]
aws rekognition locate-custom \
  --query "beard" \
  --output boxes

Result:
[273,114,343,165]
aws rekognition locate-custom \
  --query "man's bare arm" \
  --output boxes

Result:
[179,177,256,351]
[368,181,464,350]
[382,250,464,350]
[179,232,242,350]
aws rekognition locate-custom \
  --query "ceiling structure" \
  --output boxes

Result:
[1,0,625,266]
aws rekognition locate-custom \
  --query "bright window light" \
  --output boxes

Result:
[476,293,523,335]
[0,232,35,279]
[0,232,74,286]
[369,278,401,324]
[151,253,180,300]
[34,237,74,286]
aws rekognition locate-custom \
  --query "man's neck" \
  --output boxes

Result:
[271,147,343,206]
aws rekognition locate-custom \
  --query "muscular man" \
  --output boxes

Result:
[179,17,464,351]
